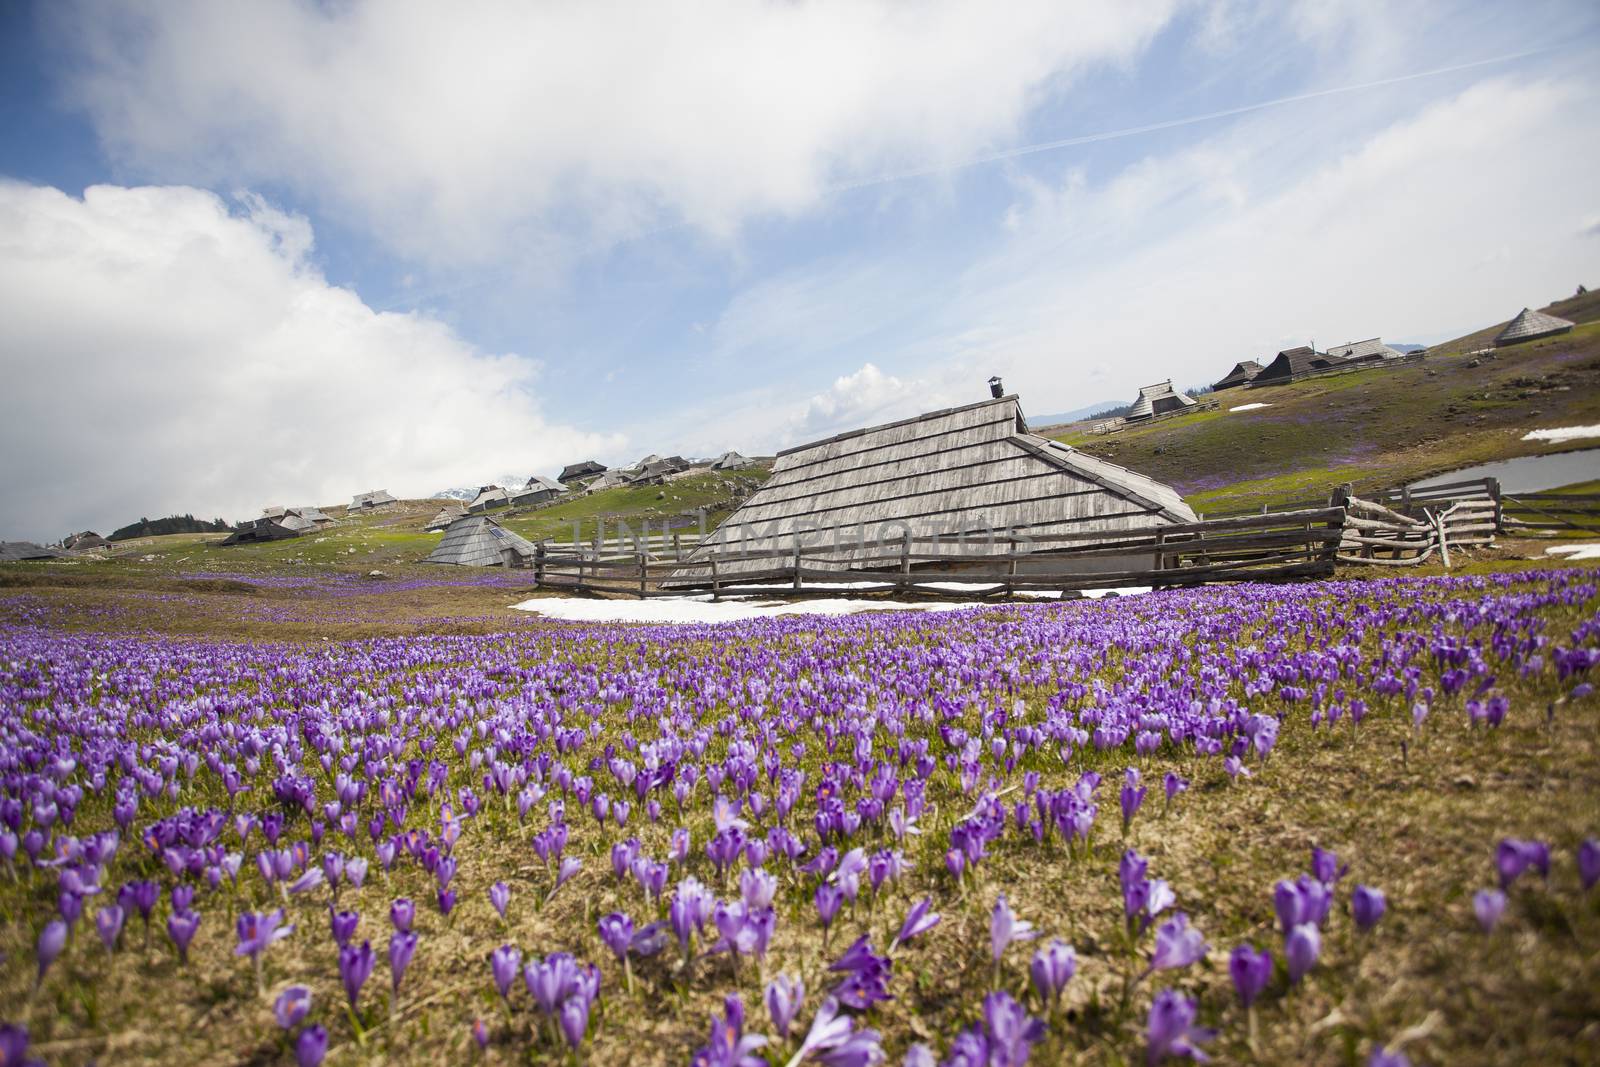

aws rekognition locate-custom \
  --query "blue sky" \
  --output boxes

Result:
[1,1,1597,539]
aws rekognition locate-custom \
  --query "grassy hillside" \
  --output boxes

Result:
[1052,290,1600,515]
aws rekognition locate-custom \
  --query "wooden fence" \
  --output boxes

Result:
[1499,490,1600,536]
[531,506,1347,599]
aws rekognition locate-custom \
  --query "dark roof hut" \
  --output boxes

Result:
[1213,361,1263,390]
[0,541,65,561]
[1125,380,1197,420]
[1322,337,1403,363]
[558,461,608,484]
[672,394,1195,584]
[423,515,538,568]
[221,516,309,545]
[467,486,510,513]
[63,531,109,551]
[509,476,569,507]
[1494,308,1574,346]
[423,503,467,532]
[350,490,397,511]
[711,451,755,470]
[1250,346,1334,385]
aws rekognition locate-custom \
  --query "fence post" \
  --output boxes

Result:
[1487,477,1503,534]
[638,551,648,599]
[710,556,721,602]
[793,541,803,592]
[899,530,911,591]
[535,541,546,586]
[1154,530,1165,572]
[1327,484,1352,565]
[673,532,682,561]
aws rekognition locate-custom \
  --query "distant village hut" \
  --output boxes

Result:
[424,515,538,568]
[558,461,608,485]
[671,394,1195,585]
[509,475,569,507]
[1125,380,1197,421]
[711,451,755,471]
[1322,337,1404,363]
[1494,308,1575,347]
[1,541,65,561]
[350,490,397,512]
[423,503,467,532]
[1250,346,1333,386]
[221,515,310,545]
[466,486,510,513]
[1213,361,1263,391]
[63,531,109,552]
[287,506,335,527]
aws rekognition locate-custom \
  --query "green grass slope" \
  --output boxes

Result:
[1053,291,1600,515]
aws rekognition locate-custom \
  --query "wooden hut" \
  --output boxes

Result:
[1,541,65,561]
[63,531,110,551]
[671,394,1195,584]
[1250,346,1336,386]
[1125,380,1197,420]
[424,515,538,568]
[711,451,755,470]
[350,490,397,511]
[1494,308,1574,346]
[221,515,310,545]
[423,503,467,532]
[466,486,510,513]
[509,475,569,507]
[1322,337,1404,363]
[1213,361,1263,390]
[558,461,608,485]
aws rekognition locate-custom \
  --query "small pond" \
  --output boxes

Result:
[1409,448,1600,493]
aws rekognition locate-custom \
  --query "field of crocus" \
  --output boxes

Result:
[3,568,1599,1066]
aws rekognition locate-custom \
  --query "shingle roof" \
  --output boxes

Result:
[424,515,538,567]
[0,541,65,561]
[1323,337,1403,362]
[674,395,1194,581]
[1126,380,1197,419]
[559,461,607,482]
[351,490,397,509]
[1214,361,1263,390]
[1494,308,1575,346]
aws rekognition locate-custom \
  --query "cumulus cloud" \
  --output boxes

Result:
[48,0,1178,265]
[0,182,622,540]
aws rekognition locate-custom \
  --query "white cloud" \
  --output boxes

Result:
[0,183,622,540]
[49,0,1179,266]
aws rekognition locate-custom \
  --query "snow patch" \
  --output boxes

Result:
[1229,402,1271,412]
[1522,425,1600,444]
[512,585,1153,623]
[1545,543,1600,561]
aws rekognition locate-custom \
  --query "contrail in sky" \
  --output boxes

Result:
[384,42,1564,311]
[827,44,1563,194]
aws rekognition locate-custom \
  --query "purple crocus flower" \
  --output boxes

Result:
[1285,923,1321,984]
[167,909,201,963]
[1351,885,1387,932]
[330,909,360,948]
[1162,772,1188,806]
[1120,768,1146,833]
[598,913,634,963]
[1149,913,1207,973]
[1145,988,1214,1064]
[1368,1045,1411,1067]
[390,930,419,996]
[490,944,522,1000]
[1310,847,1348,886]
[95,903,125,953]
[1229,944,1272,1008]
[560,995,590,1051]
[339,939,376,1008]
[765,973,804,1039]
[893,896,940,950]
[815,882,844,932]
[36,919,67,982]
[274,985,311,1030]
[1029,939,1076,1006]
[295,1024,328,1067]
[488,881,510,920]
[1474,889,1507,933]
[982,990,1046,1065]
[0,1024,31,1067]
[390,898,415,932]
[990,893,1036,965]
[691,993,765,1067]
[236,909,294,960]
[1580,839,1600,892]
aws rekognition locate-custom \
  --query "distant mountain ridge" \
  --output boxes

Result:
[1029,400,1126,427]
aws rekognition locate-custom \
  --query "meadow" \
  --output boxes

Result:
[2,567,1599,1066]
